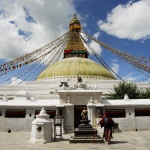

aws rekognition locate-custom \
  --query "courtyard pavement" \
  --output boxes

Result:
[0,131,150,150]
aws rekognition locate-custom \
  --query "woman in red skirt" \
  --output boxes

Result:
[98,112,114,144]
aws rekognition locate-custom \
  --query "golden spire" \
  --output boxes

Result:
[69,14,81,32]
[64,14,88,59]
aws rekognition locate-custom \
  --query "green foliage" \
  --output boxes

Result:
[107,82,141,99]
[139,88,150,99]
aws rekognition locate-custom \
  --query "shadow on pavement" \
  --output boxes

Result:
[53,138,69,142]
[110,141,128,144]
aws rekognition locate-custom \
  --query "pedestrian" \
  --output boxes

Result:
[98,112,114,144]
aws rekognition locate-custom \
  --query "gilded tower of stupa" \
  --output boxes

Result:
[64,14,88,59]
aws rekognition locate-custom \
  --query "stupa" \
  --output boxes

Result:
[37,14,115,81]
[0,14,149,134]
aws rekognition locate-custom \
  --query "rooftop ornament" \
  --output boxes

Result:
[124,94,130,101]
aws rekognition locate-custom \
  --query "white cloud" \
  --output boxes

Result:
[98,0,150,40]
[0,0,76,59]
[89,41,102,55]
[111,63,119,73]
[109,59,119,74]
[80,31,102,56]
[93,32,100,39]
[88,32,102,55]
[80,32,88,42]
[122,72,144,82]
[35,0,45,6]
[10,77,25,85]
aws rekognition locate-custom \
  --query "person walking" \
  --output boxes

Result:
[98,112,114,144]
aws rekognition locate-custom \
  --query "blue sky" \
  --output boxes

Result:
[0,0,149,83]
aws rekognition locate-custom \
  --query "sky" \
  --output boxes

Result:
[0,0,150,83]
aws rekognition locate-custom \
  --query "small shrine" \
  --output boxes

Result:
[29,107,53,144]
[69,108,103,143]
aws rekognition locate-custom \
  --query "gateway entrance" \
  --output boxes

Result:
[74,105,86,128]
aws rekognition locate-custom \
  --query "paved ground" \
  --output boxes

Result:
[0,131,150,150]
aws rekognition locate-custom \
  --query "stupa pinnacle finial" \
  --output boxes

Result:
[73,14,77,19]
[69,14,81,32]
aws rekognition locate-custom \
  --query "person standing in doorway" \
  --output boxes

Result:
[98,112,114,144]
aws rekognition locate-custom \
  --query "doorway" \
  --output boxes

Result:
[74,105,86,128]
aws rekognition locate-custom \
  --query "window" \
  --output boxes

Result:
[5,109,26,118]
[105,109,126,118]
[135,109,150,116]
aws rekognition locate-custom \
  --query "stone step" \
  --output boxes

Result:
[71,135,101,139]
[69,137,104,143]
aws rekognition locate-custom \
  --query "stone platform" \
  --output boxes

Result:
[69,116,104,143]
[69,135,104,143]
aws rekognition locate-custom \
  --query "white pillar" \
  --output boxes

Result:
[64,102,74,133]
[87,100,96,127]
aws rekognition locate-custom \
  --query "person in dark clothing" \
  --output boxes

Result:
[98,112,114,144]
[77,76,83,83]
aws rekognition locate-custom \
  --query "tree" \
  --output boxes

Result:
[139,88,150,99]
[107,82,140,99]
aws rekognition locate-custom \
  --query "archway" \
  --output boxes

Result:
[74,105,86,128]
